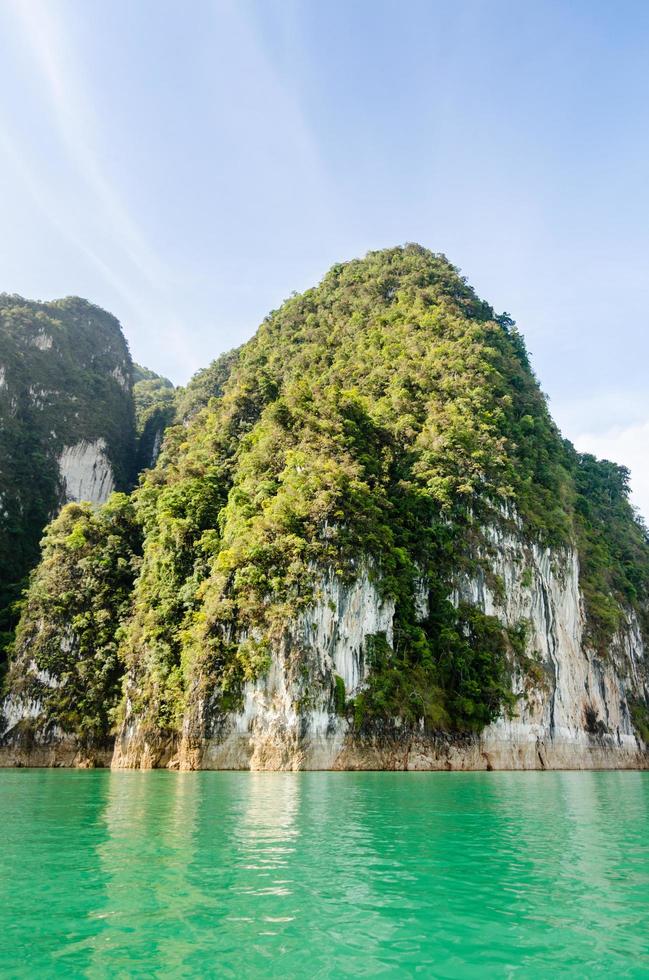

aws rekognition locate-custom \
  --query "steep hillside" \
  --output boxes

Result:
[132,364,176,472]
[131,350,243,475]
[2,247,648,769]
[173,347,241,421]
[0,295,137,657]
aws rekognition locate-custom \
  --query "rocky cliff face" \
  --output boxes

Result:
[451,525,646,769]
[5,531,646,771]
[113,566,397,770]
[58,439,116,506]
[2,246,648,770]
[109,525,647,772]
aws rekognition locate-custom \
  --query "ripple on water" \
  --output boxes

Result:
[0,770,648,977]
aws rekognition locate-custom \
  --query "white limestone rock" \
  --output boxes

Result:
[31,331,53,351]
[58,438,115,506]
[111,365,129,391]
[453,524,646,765]
[187,524,648,771]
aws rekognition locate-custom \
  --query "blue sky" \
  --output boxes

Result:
[1,0,648,515]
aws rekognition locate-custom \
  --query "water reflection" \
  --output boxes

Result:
[1,771,648,978]
[86,772,205,976]
[234,771,301,880]
[0,769,113,975]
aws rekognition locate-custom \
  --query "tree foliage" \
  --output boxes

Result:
[5,495,141,745]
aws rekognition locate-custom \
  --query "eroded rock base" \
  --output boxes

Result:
[3,730,647,771]
[0,744,113,768]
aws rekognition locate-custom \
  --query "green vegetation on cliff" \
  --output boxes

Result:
[0,287,240,685]
[572,453,649,646]
[0,295,137,663]
[173,347,241,421]
[4,247,649,747]
[132,364,175,473]
[130,351,241,476]
[6,496,141,745]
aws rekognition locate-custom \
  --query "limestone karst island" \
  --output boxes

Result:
[4,1,649,973]
[1,246,648,772]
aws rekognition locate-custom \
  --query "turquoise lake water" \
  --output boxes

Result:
[0,770,648,978]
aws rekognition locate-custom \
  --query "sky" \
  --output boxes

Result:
[1,0,648,517]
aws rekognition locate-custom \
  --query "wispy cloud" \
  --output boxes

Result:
[5,0,165,289]
[0,0,204,376]
[201,0,343,249]
[0,125,153,321]
[0,0,345,379]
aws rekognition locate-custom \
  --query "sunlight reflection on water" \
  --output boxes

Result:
[0,770,648,977]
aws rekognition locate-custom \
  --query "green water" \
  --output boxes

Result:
[1,771,648,977]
